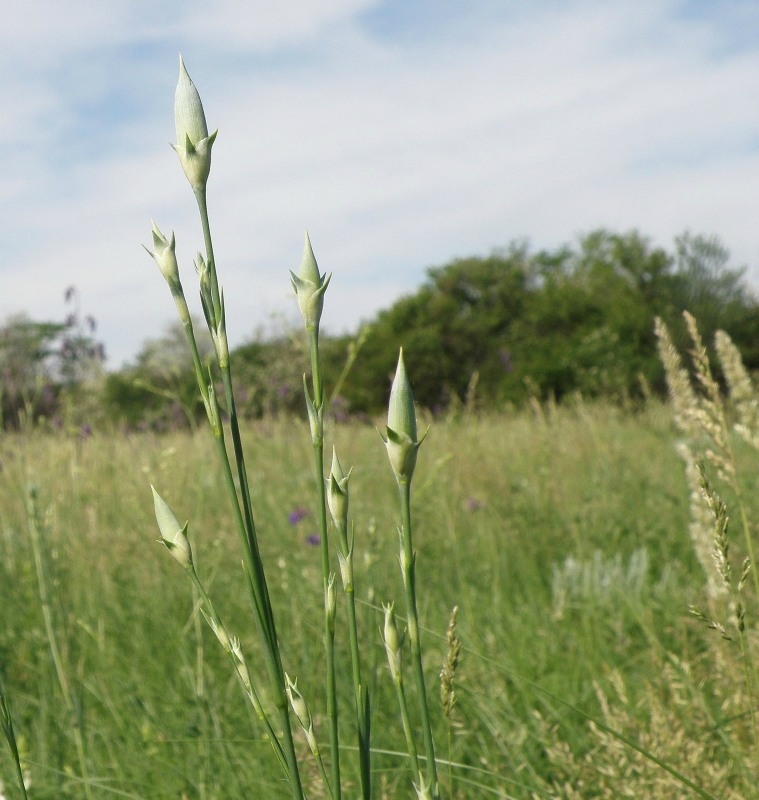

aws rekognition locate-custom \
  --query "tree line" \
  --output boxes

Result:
[2,229,757,430]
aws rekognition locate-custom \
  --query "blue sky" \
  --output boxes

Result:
[3,0,759,366]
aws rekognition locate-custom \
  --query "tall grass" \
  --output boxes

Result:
[3,400,752,797]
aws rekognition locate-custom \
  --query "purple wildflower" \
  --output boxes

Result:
[288,506,308,526]
[305,533,321,547]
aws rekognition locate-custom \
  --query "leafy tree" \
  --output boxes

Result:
[0,287,105,428]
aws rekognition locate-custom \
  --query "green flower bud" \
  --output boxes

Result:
[290,232,331,331]
[382,602,403,681]
[337,547,353,592]
[172,55,218,191]
[144,222,179,285]
[388,348,416,441]
[230,638,252,690]
[151,485,193,569]
[285,674,312,732]
[326,573,337,631]
[380,349,427,483]
[413,772,433,800]
[327,447,351,530]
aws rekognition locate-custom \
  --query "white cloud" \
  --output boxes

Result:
[2,0,759,366]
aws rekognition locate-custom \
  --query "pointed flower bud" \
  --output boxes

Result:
[144,222,180,286]
[285,674,312,732]
[337,547,354,591]
[327,447,351,530]
[413,772,434,800]
[326,573,337,631]
[290,232,331,331]
[151,485,193,569]
[172,55,217,191]
[382,602,403,681]
[380,349,427,483]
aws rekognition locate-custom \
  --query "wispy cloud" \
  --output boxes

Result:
[3,0,759,365]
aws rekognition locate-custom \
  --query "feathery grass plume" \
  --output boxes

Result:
[676,443,727,601]
[440,605,461,719]
[657,312,759,599]
[682,311,733,477]
[654,316,701,440]
[715,329,759,448]
[533,663,752,799]
[440,605,461,796]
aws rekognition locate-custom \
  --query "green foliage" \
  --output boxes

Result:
[335,229,757,413]
[0,287,105,429]
[10,229,755,431]
[3,405,756,797]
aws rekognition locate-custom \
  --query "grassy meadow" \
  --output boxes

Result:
[1,399,755,798]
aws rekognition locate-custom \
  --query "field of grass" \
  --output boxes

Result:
[0,400,756,798]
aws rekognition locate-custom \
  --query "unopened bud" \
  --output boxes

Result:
[327,447,351,529]
[290,232,331,331]
[382,603,403,681]
[144,222,179,285]
[380,349,427,483]
[151,485,193,569]
[285,674,312,732]
[172,55,217,190]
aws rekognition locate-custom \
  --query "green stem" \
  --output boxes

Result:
[398,479,439,798]
[392,671,420,778]
[0,680,30,800]
[209,403,304,799]
[307,327,342,799]
[185,188,304,798]
[194,188,222,324]
[187,568,289,772]
[26,488,94,800]
[336,518,371,800]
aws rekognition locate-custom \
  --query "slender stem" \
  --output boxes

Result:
[194,188,222,323]
[392,671,420,778]
[187,568,289,771]
[209,398,304,799]
[398,479,439,797]
[336,516,371,800]
[0,680,30,800]
[26,488,94,800]
[307,327,342,798]
[738,630,759,762]
[184,188,305,798]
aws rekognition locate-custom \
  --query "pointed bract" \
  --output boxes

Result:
[172,56,217,190]
[327,447,351,529]
[381,349,427,483]
[290,231,331,330]
[388,349,416,442]
[151,485,193,569]
[144,222,180,285]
